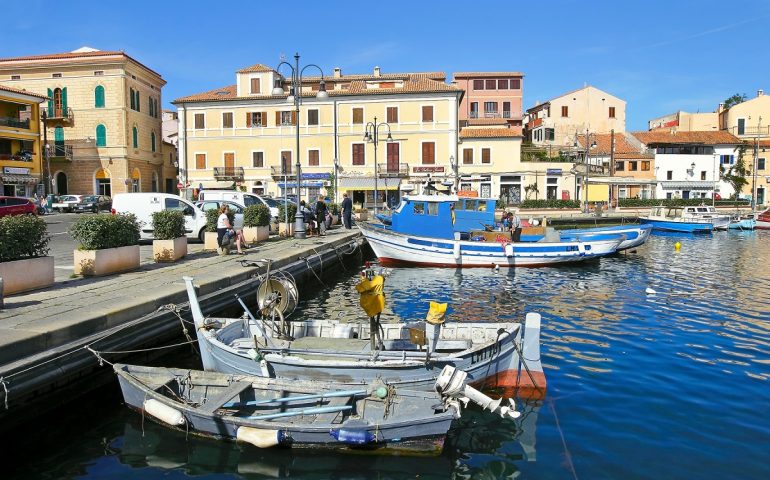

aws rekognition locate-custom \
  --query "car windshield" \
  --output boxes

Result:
[61,196,77,201]
[262,197,280,208]
[243,196,259,207]
[84,196,99,202]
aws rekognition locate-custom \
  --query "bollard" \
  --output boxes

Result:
[0,277,4,309]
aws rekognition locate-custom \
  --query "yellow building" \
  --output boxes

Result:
[0,84,47,196]
[0,47,170,196]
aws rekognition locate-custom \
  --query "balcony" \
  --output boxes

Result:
[377,163,409,178]
[729,125,770,138]
[213,166,245,181]
[45,142,73,161]
[470,111,521,120]
[0,117,31,129]
[44,107,74,123]
[270,165,295,179]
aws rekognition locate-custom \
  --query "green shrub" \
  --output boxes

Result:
[151,210,186,240]
[205,208,234,232]
[244,204,271,227]
[329,203,340,215]
[278,202,298,222]
[520,199,581,209]
[0,215,50,262]
[617,198,751,208]
[70,213,140,250]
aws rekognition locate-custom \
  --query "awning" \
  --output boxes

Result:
[661,181,715,191]
[198,180,235,189]
[1,174,39,184]
[338,177,400,191]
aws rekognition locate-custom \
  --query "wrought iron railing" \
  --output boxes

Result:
[45,142,73,161]
[0,116,30,128]
[377,162,408,177]
[213,166,244,181]
[45,107,74,122]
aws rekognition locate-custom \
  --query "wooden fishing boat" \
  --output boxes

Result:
[184,277,546,398]
[114,363,459,455]
[728,215,756,230]
[680,205,731,230]
[755,207,770,230]
[639,206,713,233]
[524,224,652,251]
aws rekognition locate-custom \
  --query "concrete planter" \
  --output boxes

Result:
[153,237,188,263]
[74,245,140,277]
[355,211,368,221]
[279,222,294,237]
[0,256,55,295]
[243,225,270,243]
[331,214,339,225]
[204,231,219,251]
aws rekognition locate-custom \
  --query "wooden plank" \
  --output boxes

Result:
[200,381,252,414]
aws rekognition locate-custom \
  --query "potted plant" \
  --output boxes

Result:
[70,213,140,276]
[329,203,340,225]
[0,215,53,294]
[355,207,368,221]
[243,204,271,243]
[151,210,187,262]
[278,202,297,237]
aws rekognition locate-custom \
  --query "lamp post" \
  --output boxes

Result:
[363,116,392,216]
[450,155,458,193]
[273,53,328,239]
[574,129,596,213]
[41,110,50,196]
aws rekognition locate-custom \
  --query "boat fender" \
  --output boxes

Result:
[237,427,285,448]
[329,428,377,444]
[373,386,389,399]
[143,399,185,426]
[453,241,461,260]
[504,244,514,257]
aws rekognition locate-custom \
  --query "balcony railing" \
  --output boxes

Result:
[377,163,409,177]
[45,143,73,161]
[729,125,770,137]
[470,110,522,120]
[44,107,74,122]
[0,117,30,129]
[213,166,245,181]
[270,165,295,179]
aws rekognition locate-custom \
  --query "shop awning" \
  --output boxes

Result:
[197,180,235,189]
[338,177,400,191]
[1,174,40,184]
[661,181,714,191]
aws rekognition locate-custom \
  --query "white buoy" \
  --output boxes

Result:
[646,287,656,295]
[493,264,500,271]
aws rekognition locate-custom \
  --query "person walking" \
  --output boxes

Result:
[341,192,353,229]
[315,195,328,236]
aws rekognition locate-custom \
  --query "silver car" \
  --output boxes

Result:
[195,200,245,230]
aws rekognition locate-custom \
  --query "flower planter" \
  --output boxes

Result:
[279,222,295,237]
[243,226,270,243]
[74,245,140,277]
[0,256,54,295]
[204,232,219,251]
[331,214,339,225]
[153,237,188,263]
[355,211,368,221]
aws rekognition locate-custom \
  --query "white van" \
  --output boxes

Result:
[111,193,208,241]
[197,191,280,221]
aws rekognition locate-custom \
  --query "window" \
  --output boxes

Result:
[701,171,707,180]
[279,111,294,126]
[720,154,735,165]
[413,202,425,215]
[224,152,235,168]
[132,127,138,148]
[94,71,103,76]
[609,106,616,118]
[151,132,156,152]
[247,112,266,127]
[352,144,365,165]
[510,78,521,89]
[130,88,135,110]
[561,106,569,117]
[546,177,558,200]
[222,112,233,128]
[738,118,745,135]
[463,148,473,164]
[482,148,491,164]
[497,79,508,89]
[95,124,106,147]
[252,152,264,168]
[641,161,650,171]
[484,101,497,113]
[307,109,319,126]
[250,78,260,94]
[134,90,140,112]
[308,149,320,166]
[94,85,105,108]
[352,107,364,124]
[616,161,624,171]
[149,97,154,117]
[485,79,496,89]
[629,161,638,171]
[473,79,484,90]
[194,113,205,129]
[195,153,206,169]
[667,170,673,180]
[759,158,766,170]
[545,128,555,141]
[53,73,62,78]
[503,102,511,117]
[470,102,479,118]
[421,142,435,164]
[422,105,433,122]
[427,202,439,216]
[11,75,20,80]
[386,143,400,172]
[387,107,398,123]
[280,151,292,173]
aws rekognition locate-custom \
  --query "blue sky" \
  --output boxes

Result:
[3,0,769,131]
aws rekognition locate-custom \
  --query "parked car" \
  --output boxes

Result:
[112,192,208,241]
[195,200,245,230]
[0,196,37,217]
[52,195,84,213]
[75,195,112,213]
[197,191,280,221]
[273,196,298,206]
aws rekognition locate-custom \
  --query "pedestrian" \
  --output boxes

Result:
[216,205,244,254]
[501,211,511,231]
[300,200,315,235]
[315,195,328,236]
[39,195,47,215]
[510,209,522,242]
[341,192,353,229]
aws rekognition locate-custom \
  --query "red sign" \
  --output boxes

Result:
[413,166,445,173]
[458,190,478,198]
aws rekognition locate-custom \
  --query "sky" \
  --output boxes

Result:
[3,0,769,131]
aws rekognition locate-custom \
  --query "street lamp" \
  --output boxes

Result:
[363,117,392,215]
[273,53,328,239]
[449,155,458,193]
[41,109,51,196]
[574,130,597,213]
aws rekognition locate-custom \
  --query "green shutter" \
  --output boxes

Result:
[132,127,138,148]
[151,132,156,152]
[54,126,64,145]
[47,88,53,116]
[96,124,106,147]
[62,87,68,112]
[95,86,105,108]
[136,91,140,112]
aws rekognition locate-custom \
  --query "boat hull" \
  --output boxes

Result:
[755,209,770,230]
[728,218,756,230]
[559,225,652,251]
[639,218,713,233]
[358,222,621,267]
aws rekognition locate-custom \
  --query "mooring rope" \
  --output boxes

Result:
[549,396,579,480]
[0,377,8,410]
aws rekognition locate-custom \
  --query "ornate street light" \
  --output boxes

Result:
[363,117,392,215]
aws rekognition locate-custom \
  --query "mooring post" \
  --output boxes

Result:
[0,277,4,309]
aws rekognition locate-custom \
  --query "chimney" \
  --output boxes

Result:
[373,66,381,77]
[333,67,342,78]
[758,89,764,97]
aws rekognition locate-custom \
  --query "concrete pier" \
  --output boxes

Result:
[0,229,364,432]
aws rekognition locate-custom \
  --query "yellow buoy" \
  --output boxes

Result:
[674,241,681,251]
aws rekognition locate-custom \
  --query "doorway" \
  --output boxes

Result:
[55,172,68,195]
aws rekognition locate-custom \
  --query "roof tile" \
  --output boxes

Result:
[459,127,522,139]
[0,84,49,100]
[631,130,741,145]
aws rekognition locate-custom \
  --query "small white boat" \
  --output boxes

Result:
[640,206,714,233]
[728,215,756,230]
[681,205,731,230]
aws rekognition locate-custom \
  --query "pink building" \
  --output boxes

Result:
[453,72,524,127]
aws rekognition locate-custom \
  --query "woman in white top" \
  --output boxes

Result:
[216,204,244,254]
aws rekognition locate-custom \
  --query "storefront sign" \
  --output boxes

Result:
[413,166,445,173]
[458,190,478,198]
[546,169,562,176]
[301,173,331,180]
[3,167,30,175]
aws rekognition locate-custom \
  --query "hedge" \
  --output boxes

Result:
[278,202,298,222]
[70,213,140,250]
[243,204,271,227]
[0,215,50,262]
[151,210,186,240]
[520,199,581,209]
[205,208,235,232]
[617,198,750,208]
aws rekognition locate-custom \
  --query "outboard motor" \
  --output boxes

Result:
[435,365,520,419]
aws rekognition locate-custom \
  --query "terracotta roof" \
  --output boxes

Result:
[453,71,524,79]
[631,130,741,145]
[0,49,164,80]
[174,73,460,104]
[574,132,642,155]
[0,84,49,100]
[459,127,522,139]
[236,63,274,73]
[467,118,510,126]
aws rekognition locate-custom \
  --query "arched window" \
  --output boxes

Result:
[96,124,106,147]
[132,127,138,148]
[151,132,156,152]
[94,85,105,108]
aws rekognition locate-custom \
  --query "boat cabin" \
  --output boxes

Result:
[390,195,496,239]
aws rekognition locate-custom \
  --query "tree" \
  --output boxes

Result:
[723,93,747,109]
[524,183,539,200]
[720,145,749,198]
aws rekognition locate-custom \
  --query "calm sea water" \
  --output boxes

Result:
[7,231,770,479]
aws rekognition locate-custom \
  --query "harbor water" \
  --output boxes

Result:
[6,231,770,479]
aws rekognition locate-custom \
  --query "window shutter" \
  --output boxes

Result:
[246,112,252,126]
[291,110,297,125]
[47,88,53,116]
[130,89,135,109]
[96,124,106,147]
[263,112,268,127]
[136,91,140,112]
[62,87,68,111]
[132,127,138,148]
[275,111,280,125]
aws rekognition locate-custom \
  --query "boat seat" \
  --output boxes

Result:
[289,336,371,353]
[199,381,252,414]
[312,396,352,424]
[382,338,472,352]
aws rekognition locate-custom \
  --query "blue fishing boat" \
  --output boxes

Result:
[639,206,713,233]
[526,224,652,251]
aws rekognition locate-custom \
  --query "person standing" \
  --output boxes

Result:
[341,192,353,229]
[510,209,522,242]
[315,195,328,236]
